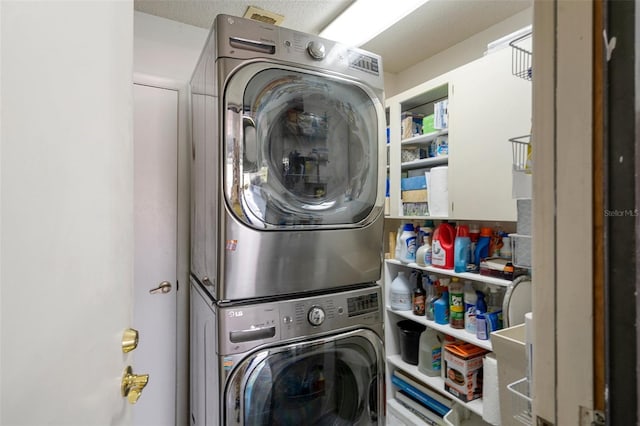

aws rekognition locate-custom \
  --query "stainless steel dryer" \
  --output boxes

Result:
[190,280,385,426]
[190,14,386,301]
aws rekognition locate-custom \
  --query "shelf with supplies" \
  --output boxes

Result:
[387,354,485,417]
[385,258,513,288]
[388,307,493,351]
[401,128,449,146]
[401,155,449,171]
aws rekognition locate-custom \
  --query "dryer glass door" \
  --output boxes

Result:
[225,66,383,229]
[231,334,382,425]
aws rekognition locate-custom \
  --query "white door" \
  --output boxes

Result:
[1,1,136,425]
[133,83,179,426]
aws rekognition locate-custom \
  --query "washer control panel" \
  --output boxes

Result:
[218,285,382,355]
[307,306,326,326]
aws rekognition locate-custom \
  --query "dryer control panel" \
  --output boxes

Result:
[217,285,382,355]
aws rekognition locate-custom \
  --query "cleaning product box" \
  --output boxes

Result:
[401,175,427,191]
[443,342,488,402]
[402,189,428,203]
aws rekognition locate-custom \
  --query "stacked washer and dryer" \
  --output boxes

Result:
[190,15,387,425]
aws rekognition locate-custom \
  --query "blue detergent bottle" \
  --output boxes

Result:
[434,291,450,325]
[454,225,471,273]
[474,227,493,267]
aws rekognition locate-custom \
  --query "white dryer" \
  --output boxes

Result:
[190,15,386,301]
[190,280,385,425]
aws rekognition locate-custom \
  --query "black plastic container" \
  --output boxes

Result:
[397,320,426,365]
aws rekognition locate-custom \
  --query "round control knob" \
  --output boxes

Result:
[307,306,326,326]
[307,41,326,60]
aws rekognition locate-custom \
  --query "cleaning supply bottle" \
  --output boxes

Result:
[469,224,480,265]
[390,271,412,311]
[448,277,464,329]
[434,290,449,325]
[412,272,426,316]
[454,225,471,273]
[399,223,417,263]
[418,328,442,377]
[416,227,433,267]
[425,275,439,321]
[474,227,492,267]
[475,291,489,340]
[394,226,403,261]
[463,281,478,334]
[432,222,455,269]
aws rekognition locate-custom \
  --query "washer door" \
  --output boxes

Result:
[225,330,384,425]
[224,64,384,229]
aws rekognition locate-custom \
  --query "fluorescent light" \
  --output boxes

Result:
[319,0,429,47]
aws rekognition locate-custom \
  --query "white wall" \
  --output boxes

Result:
[134,11,208,82]
[1,2,134,424]
[386,8,532,97]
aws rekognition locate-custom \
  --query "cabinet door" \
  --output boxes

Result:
[448,47,531,221]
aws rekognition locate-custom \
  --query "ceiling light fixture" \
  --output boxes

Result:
[319,0,429,47]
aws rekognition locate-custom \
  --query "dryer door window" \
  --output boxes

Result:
[224,66,382,229]
[228,334,381,425]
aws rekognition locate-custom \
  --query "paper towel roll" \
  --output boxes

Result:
[428,166,448,217]
[482,353,501,425]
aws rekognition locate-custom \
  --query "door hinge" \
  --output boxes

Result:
[580,406,605,426]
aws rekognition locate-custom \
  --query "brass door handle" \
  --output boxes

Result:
[149,281,172,294]
[121,366,149,404]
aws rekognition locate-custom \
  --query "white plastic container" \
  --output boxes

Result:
[415,227,433,267]
[390,271,412,311]
[399,223,417,263]
[418,328,442,377]
[464,281,478,334]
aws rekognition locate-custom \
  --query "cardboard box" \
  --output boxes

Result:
[402,189,428,203]
[443,342,488,402]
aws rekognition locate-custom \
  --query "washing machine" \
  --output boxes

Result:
[190,280,385,426]
[190,14,386,302]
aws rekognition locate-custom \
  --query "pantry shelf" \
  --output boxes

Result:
[401,129,448,145]
[388,308,493,351]
[401,155,448,171]
[385,258,512,287]
[387,354,485,417]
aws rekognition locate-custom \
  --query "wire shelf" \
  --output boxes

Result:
[510,233,532,269]
[507,377,533,425]
[509,134,532,173]
[510,31,532,81]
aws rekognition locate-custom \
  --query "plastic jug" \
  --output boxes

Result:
[474,227,492,267]
[432,222,455,269]
[418,328,442,377]
[390,272,412,311]
[454,225,471,273]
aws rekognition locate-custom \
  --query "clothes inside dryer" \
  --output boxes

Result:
[243,340,378,425]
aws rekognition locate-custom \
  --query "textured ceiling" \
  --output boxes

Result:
[134,0,531,73]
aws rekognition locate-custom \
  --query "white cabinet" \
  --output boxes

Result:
[385,47,531,221]
[448,47,531,221]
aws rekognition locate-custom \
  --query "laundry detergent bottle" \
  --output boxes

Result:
[454,225,471,273]
[432,222,455,269]
[474,227,493,267]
